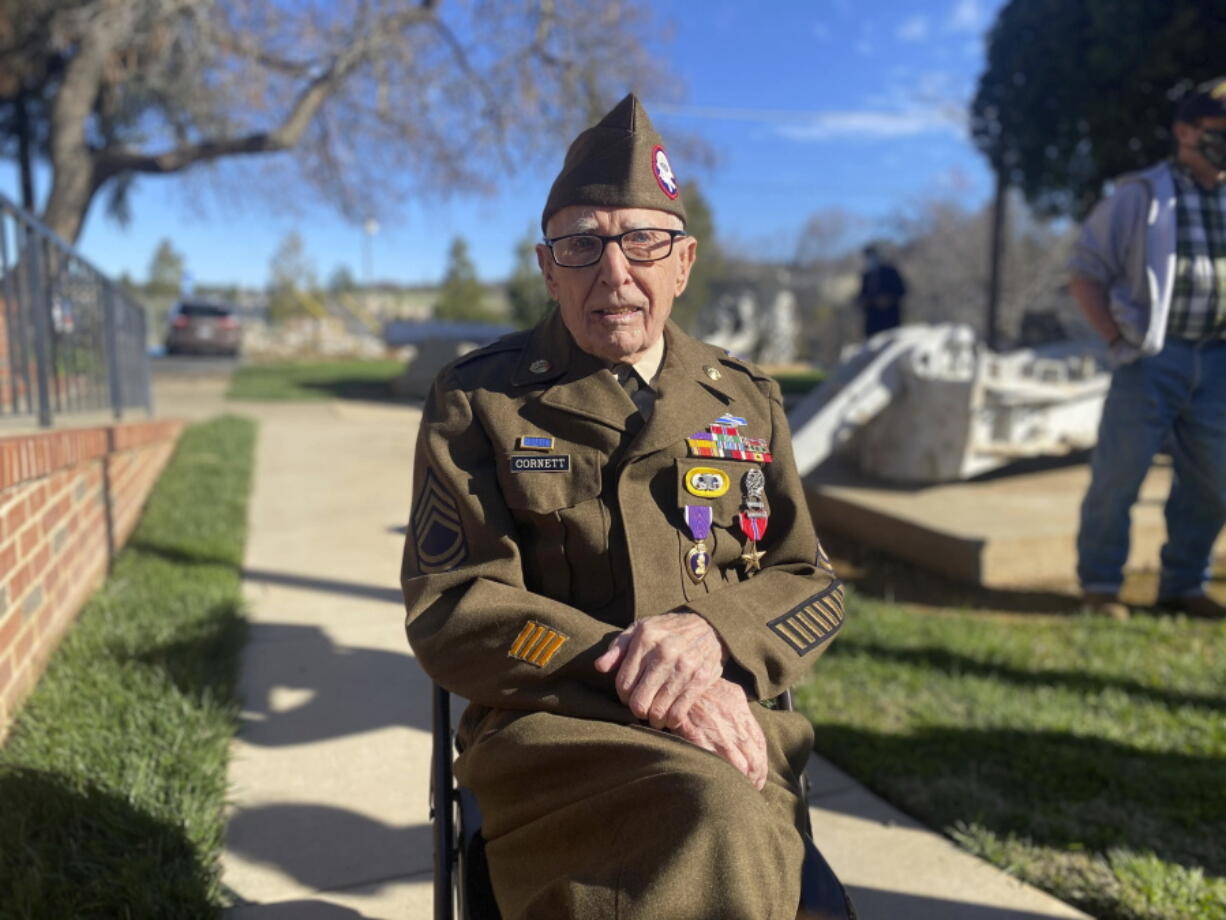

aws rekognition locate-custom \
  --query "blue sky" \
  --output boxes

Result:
[4,0,1007,289]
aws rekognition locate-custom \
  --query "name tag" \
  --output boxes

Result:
[510,453,571,473]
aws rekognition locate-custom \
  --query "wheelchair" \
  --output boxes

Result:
[431,684,857,920]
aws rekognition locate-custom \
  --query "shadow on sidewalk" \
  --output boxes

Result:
[227,803,431,895]
[845,886,1080,919]
[242,568,404,605]
[237,622,431,744]
[229,901,377,919]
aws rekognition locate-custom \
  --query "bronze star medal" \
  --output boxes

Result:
[737,468,768,575]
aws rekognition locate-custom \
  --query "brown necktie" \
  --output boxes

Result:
[616,366,647,435]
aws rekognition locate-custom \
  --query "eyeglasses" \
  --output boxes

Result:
[543,229,689,268]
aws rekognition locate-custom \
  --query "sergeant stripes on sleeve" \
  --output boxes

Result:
[508,620,570,667]
[768,582,844,656]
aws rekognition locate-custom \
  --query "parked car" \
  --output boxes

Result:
[165,300,242,356]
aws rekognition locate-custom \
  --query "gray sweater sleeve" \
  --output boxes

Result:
[1068,179,1150,285]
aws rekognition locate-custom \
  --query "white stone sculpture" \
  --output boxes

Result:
[701,290,759,358]
[788,323,1110,484]
[756,289,798,366]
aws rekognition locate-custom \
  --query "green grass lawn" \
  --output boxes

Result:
[0,415,256,919]
[227,358,406,401]
[770,368,826,396]
[227,356,824,402]
[798,593,1226,920]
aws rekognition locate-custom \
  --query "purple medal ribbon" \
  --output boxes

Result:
[683,505,713,583]
[684,505,712,541]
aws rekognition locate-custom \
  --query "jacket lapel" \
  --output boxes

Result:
[515,309,635,433]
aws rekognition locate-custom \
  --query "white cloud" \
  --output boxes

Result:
[649,102,967,142]
[778,107,964,141]
[864,70,964,112]
[947,0,984,32]
[896,14,929,42]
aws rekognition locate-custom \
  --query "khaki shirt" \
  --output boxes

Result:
[401,309,843,724]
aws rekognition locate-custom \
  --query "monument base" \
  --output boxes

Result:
[804,456,1226,594]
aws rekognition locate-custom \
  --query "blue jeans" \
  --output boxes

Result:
[1078,339,1226,598]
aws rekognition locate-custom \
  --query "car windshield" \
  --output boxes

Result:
[178,303,233,318]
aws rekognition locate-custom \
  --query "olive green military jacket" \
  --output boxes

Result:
[401,309,843,724]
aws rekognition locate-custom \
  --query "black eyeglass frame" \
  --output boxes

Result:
[542,228,690,268]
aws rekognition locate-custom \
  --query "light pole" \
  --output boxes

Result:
[362,218,379,285]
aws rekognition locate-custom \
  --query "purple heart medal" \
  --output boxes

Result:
[683,505,713,584]
[737,468,769,575]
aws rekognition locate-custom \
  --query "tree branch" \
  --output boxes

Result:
[92,6,437,182]
[430,18,512,169]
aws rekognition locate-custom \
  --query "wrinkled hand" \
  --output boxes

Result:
[594,612,725,729]
[672,679,768,790]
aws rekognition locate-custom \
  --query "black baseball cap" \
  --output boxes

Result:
[1176,77,1226,123]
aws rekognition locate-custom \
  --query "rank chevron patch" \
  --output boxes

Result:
[768,582,845,656]
[815,538,835,575]
[410,466,468,573]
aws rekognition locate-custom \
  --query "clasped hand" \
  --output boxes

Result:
[594,613,768,789]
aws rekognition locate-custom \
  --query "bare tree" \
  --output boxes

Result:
[892,193,1079,347]
[793,208,864,268]
[2,0,669,243]
[267,230,319,323]
[781,197,1079,365]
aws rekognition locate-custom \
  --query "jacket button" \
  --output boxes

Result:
[704,366,721,381]
[530,359,552,374]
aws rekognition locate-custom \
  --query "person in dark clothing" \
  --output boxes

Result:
[855,244,906,338]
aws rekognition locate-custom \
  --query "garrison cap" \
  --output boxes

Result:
[541,93,687,233]
[1176,76,1226,123]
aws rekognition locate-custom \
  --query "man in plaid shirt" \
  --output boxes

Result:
[1069,77,1226,620]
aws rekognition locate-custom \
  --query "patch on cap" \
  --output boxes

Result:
[542,93,687,231]
[652,145,679,200]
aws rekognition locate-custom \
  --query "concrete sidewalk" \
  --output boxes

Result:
[216,396,1089,920]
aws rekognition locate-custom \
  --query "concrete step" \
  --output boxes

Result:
[805,457,1226,592]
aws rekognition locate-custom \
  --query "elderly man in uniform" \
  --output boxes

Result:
[402,94,845,919]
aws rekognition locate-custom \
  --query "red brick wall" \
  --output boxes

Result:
[0,419,183,736]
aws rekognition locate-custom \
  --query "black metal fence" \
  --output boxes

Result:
[0,192,151,427]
